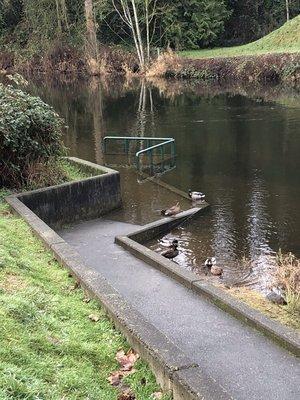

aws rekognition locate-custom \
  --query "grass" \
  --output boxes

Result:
[58,159,96,182]
[23,159,96,192]
[0,163,171,399]
[180,15,300,59]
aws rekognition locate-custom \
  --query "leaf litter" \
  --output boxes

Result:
[108,349,140,399]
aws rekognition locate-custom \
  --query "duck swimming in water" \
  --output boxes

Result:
[204,257,223,276]
[161,202,180,217]
[161,239,179,259]
[188,190,205,201]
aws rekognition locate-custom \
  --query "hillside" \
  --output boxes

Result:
[181,15,300,59]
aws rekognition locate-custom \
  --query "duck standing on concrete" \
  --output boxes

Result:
[161,202,181,217]
[188,189,205,201]
[204,257,223,276]
[161,239,179,259]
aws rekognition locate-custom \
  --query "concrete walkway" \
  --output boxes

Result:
[60,218,300,400]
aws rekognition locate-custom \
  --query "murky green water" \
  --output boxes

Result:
[27,77,300,291]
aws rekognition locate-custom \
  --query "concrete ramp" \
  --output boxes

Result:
[60,217,300,400]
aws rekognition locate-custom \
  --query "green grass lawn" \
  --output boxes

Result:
[0,163,171,399]
[180,15,300,59]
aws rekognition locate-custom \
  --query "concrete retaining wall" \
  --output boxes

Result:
[15,158,122,229]
[116,224,300,357]
[129,207,208,244]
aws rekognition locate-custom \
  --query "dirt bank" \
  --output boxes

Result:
[150,52,300,86]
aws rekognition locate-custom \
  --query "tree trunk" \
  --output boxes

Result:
[286,0,290,21]
[85,0,99,75]
[130,0,145,69]
[55,0,62,33]
[145,0,150,63]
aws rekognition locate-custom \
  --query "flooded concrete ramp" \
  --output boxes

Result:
[60,217,300,400]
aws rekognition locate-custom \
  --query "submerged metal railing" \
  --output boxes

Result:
[103,136,176,172]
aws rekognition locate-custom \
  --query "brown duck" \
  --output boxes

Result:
[204,257,223,276]
[161,202,180,217]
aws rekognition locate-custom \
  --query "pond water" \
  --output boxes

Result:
[27,77,300,292]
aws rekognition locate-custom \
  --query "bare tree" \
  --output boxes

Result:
[285,0,290,21]
[112,0,157,70]
[55,0,70,34]
[85,0,99,75]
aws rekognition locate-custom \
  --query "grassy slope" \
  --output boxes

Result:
[181,15,300,59]
[0,164,170,399]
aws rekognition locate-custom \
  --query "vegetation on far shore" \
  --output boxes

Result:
[180,15,300,59]
[0,1,299,77]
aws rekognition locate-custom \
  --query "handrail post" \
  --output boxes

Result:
[124,139,129,154]
[149,149,153,175]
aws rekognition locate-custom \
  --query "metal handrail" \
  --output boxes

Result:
[135,139,174,157]
[103,136,176,172]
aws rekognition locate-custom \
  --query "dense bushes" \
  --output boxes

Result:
[0,83,65,187]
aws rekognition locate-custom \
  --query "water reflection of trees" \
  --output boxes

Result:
[25,75,300,266]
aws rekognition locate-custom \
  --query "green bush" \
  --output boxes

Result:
[0,83,65,187]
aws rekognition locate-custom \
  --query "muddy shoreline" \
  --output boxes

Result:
[1,48,299,87]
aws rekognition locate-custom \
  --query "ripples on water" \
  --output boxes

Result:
[25,77,300,292]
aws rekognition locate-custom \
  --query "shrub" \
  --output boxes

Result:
[0,83,65,187]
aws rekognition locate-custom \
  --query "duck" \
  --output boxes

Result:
[266,287,287,305]
[161,239,179,259]
[188,189,205,201]
[161,202,180,217]
[204,257,223,276]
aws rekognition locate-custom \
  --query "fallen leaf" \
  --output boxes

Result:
[118,389,135,400]
[151,392,163,399]
[83,297,91,303]
[122,368,136,377]
[88,314,100,322]
[116,349,139,371]
[108,371,123,386]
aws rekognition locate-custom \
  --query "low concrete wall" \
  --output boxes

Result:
[129,206,208,244]
[12,158,122,229]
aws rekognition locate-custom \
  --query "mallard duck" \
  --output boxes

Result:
[161,239,179,259]
[161,202,180,217]
[266,288,287,305]
[204,257,223,276]
[188,189,205,201]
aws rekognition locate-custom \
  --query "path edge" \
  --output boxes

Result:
[116,225,300,357]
